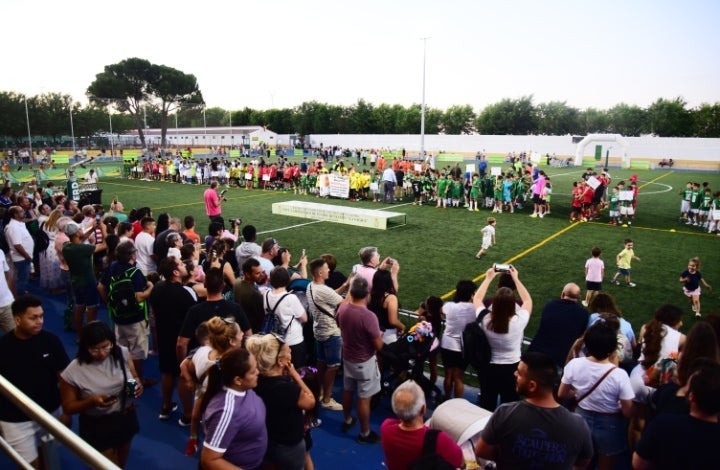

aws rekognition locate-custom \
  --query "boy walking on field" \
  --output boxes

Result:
[611,238,641,287]
[583,246,604,307]
[475,217,496,259]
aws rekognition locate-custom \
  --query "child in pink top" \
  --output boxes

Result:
[583,246,605,307]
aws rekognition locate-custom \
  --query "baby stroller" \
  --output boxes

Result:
[377,321,444,408]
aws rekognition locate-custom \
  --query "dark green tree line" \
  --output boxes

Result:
[2,57,719,146]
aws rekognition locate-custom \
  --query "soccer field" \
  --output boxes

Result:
[93,164,719,336]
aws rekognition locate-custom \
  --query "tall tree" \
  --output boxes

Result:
[87,58,202,148]
[148,64,203,147]
[607,103,647,136]
[349,99,380,134]
[0,92,28,143]
[578,107,610,134]
[87,58,154,147]
[536,101,580,135]
[441,104,476,134]
[476,96,537,135]
[693,102,720,137]
[647,97,693,137]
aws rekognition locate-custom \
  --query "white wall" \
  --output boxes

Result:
[306,134,720,162]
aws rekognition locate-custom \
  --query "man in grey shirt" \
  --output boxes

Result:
[475,352,593,470]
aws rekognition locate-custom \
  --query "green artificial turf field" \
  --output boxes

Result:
[35,159,719,337]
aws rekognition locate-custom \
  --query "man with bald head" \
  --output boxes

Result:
[380,380,463,469]
[527,282,589,369]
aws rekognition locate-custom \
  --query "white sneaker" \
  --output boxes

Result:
[530,213,538,218]
[320,398,343,411]
[581,300,588,307]
[628,282,637,287]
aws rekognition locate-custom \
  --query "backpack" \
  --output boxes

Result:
[260,292,292,337]
[408,429,455,470]
[33,224,50,256]
[462,308,492,373]
[108,267,147,322]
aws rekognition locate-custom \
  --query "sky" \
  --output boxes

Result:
[2,0,719,112]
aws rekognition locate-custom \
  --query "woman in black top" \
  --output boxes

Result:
[246,334,315,470]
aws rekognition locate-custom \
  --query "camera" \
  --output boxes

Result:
[229,217,242,227]
[494,263,511,273]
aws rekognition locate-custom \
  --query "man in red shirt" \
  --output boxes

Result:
[203,181,224,221]
[381,381,464,469]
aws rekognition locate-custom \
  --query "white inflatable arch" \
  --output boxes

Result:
[574,133,630,168]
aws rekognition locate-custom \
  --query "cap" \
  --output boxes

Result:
[65,223,81,237]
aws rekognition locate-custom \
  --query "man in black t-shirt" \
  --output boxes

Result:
[527,283,588,369]
[0,295,70,468]
[149,257,196,424]
[177,268,251,359]
[233,258,266,333]
[633,362,720,470]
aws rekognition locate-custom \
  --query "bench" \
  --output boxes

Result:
[272,200,407,230]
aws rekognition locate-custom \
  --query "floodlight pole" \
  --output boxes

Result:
[24,95,32,157]
[69,107,76,154]
[420,37,430,167]
[229,111,233,149]
[175,113,179,150]
[108,111,114,158]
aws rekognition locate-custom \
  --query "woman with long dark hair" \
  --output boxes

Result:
[440,280,477,399]
[472,266,533,411]
[369,269,404,344]
[559,322,635,470]
[59,321,143,468]
[199,348,265,470]
[630,304,686,402]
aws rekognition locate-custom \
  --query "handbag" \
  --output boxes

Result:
[567,366,617,412]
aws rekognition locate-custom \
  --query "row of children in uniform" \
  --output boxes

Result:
[679,181,720,234]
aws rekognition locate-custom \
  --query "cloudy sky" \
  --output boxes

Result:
[2,0,718,112]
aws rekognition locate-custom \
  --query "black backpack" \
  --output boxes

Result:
[33,223,50,256]
[260,292,292,337]
[108,267,147,322]
[462,308,492,373]
[408,429,455,470]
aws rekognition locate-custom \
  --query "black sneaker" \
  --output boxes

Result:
[357,430,380,444]
[178,415,191,427]
[340,416,357,432]
[159,402,178,420]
